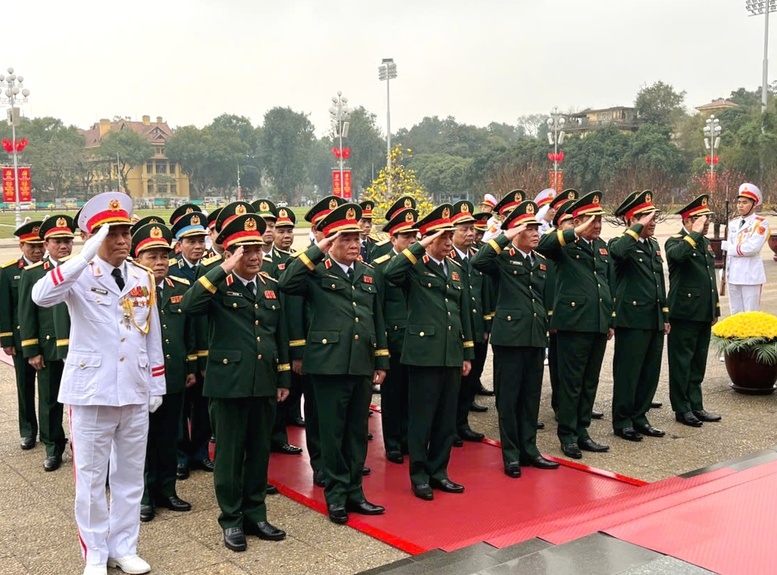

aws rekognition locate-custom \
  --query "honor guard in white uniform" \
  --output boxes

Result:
[722,183,771,314]
[534,188,556,235]
[32,192,165,575]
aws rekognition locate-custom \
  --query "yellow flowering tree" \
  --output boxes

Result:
[361,146,435,224]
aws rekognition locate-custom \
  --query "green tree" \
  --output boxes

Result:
[410,153,473,203]
[98,129,154,195]
[165,125,211,198]
[635,81,687,126]
[258,107,315,203]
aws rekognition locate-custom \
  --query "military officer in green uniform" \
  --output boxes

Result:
[384,204,475,501]
[372,207,420,464]
[666,195,722,427]
[1,220,45,450]
[609,191,669,442]
[279,203,389,524]
[537,192,614,459]
[369,195,417,262]
[18,216,75,470]
[168,203,203,260]
[204,207,224,259]
[358,200,375,261]
[130,222,195,522]
[182,212,290,552]
[472,201,560,477]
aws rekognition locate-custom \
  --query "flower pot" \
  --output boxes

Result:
[707,237,725,269]
[725,349,777,394]
[768,232,777,262]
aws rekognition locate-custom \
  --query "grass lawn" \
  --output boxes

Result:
[0,206,311,239]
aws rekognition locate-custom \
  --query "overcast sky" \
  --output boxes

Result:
[4,0,772,136]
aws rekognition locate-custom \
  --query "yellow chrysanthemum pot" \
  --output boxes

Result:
[712,312,777,395]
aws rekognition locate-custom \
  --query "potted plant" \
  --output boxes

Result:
[712,311,777,394]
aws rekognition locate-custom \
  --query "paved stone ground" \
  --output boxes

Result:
[1,215,776,574]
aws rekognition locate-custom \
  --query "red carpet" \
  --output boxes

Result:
[268,410,641,554]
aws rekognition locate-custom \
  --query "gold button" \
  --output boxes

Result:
[162,325,167,329]
[256,337,261,341]
[322,339,328,344]
[96,298,101,303]
[575,255,579,259]
[255,304,259,309]
[165,339,170,344]
[79,361,85,368]
[632,301,637,306]
[533,313,537,317]
[161,310,165,315]
[472,309,477,313]
[352,286,355,290]
[177,309,182,313]
[571,302,576,307]
[257,354,262,359]
[507,315,512,321]
[514,271,517,275]
[445,298,448,302]
[45,335,50,340]
[353,302,357,307]
[448,311,451,316]
[223,358,228,364]
[448,326,452,331]
[427,283,432,288]
[355,317,360,322]
[331,284,336,288]
[354,335,360,340]
[166,354,171,360]
[233,303,237,308]
[255,320,259,325]
[419,332,425,337]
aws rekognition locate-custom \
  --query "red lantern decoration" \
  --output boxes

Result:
[1,139,12,153]
[705,156,720,165]
[16,138,28,152]
[332,147,352,159]
[547,151,565,163]
[2,139,28,153]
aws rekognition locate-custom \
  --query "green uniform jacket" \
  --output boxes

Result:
[665,229,720,322]
[472,235,548,348]
[182,265,291,398]
[537,229,614,334]
[369,239,392,263]
[609,225,668,330]
[194,253,224,371]
[383,242,475,367]
[267,247,307,361]
[158,275,198,395]
[278,245,389,376]
[0,257,32,350]
[373,250,409,353]
[449,246,493,343]
[18,257,72,360]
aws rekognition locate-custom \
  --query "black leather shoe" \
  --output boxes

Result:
[223,527,247,552]
[328,505,348,524]
[675,411,703,427]
[412,483,434,500]
[429,477,465,493]
[20,437,35,450]
[580,438,610,452]
[504,463,521,478]
[634,424,666,437]
[176,464,189,480]
[43,455,61,472]
[156,495,192,512]
[192,458,214,472]
[386,451,404,464]
[291,417,306,427]
[591,410,604,420]
[346,499,385,515]
[313,469,326,487]
[651,401,663,409]
[367,433,373,440]
[266,483,278,495]
[469,402,488,413]
[459,428,485,442]
[244,520,286,541]
[522,455,560,469]
[614,427,643,442]
[561,443,582,459]
[362,466,371,476]
[536,421,545,430]
[140,504,155,522]
[693,409,721,422]
[477,385,495,396]
[271,443,303,455]
[453,435,464,447]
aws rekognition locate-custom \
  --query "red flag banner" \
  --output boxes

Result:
[2,166,32,203]
[548,170,563,193]
[332,169,353,200]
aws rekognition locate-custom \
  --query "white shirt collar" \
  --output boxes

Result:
[453,245,468,259]
[330,256,354,275]
[233,272,256,288]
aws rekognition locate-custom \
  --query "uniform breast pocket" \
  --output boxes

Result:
[417,275,445,290]
[168,303,184,315]
[222,296,248,310]
[322,278,347,292]
[359,282,377,296]
[82,291,113,323]
[407,325,435,340]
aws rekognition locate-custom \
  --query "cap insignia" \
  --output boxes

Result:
[645,192,652,203]
[593,195,600,204]
[346,208,356,220]
[32,226,40,234]
[245,218,257,231]
[279,209,287,218]
[404,198,413,208]
[701,197,708,206]
[190,215,201,226]
[109,199,121,210]
[150,226,163,238]
[405,211,414,222]
[442,207,451,219]
[569,191,576,200]
[461,203,469,213]
[56,217,67,227]
[235,204,247,216]
[260,201,269,212]
[329,198,338,209]
[526,204,535,214]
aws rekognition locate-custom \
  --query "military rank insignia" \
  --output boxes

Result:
[451,271,460,282]
[540,264,547,271]
[599,248,608,255]
[170,295,183,303]
[264,290,277,299]
[363,276,373,284]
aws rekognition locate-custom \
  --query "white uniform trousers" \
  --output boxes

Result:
[728,284,762,315]
[69,404,149,566]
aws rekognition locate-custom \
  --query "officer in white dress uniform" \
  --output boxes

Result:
[32,192,165,575]
[721,183,771,314]
[534,188,556,235]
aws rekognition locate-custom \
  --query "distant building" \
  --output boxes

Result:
[695,99,739,114]
[80,115,190,199]
[565,106,642,137]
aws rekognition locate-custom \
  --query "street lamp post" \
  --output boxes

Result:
[0,68,30,229]
[746,0,777,113]
[703,114,722,191]
[546,107,565,192]
[329,92,351,197]
[378,58,397,194]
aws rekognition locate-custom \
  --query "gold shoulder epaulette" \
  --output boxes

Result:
[1,259,18,268]
[375,238,391,247]
[25,261,44,269]
[373,254,391,265]
[533,251,547,261]
[201,253,222,266]
[543,227,556,235]
[359,260,374,269]
[671,234,683,238]
[290,251,302,258]
[263,274,278,282]
[446,257,462,268]
[168,275,191,285]
[168,257,178,266]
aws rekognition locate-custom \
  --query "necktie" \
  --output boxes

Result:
[740,218,747,231]
[248,281,256,295]
[111,268,125,291]
[439,262,447,277]
[347,267,355,282]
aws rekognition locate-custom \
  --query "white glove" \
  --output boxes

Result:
[148,395,163,413]
[80,224,110,262]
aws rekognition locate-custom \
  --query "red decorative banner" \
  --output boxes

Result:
[548,170,563,193]
[332,147,351,159]
[705,156,720,165]
[2,166,32,203]
[332,169,353,200]
[707,171,717,191]
[2,138,28,153]
[548,151,565,163]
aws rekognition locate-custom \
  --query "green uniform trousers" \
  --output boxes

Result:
[270,370,304,448]
[37,359,66,458]
[556,331,607,445]
[301,374,322,473]
[178,374,211,466]
[493,345,544,463]
[143,391,184,505]
[209,396,275,529]
[612,328,664,430]
[14,355,37,439]
[668,319,711,413]
[309,374,371,508]
[548,332,560,415]
[381,351,409,455]
[456,341,487,433]
[408,366,460,486]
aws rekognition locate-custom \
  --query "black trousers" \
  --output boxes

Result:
[38,359,66,457]
[301,373,322,473]
[408,366,460,486]
[143,391,185,504]
[381,350,409,454]
[13,352,37,439]
[178,374,211,466]
[548,331,560,415]
[455,340,487,432]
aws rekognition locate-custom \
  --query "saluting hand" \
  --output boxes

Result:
[420,229,445,248]
[573,215,595,238]
[504,223,526,240]
[691,215,707,234]
[316,231,341,254]
[637,211,655,227]
[220,246,244,274]
[80,223,110,262]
